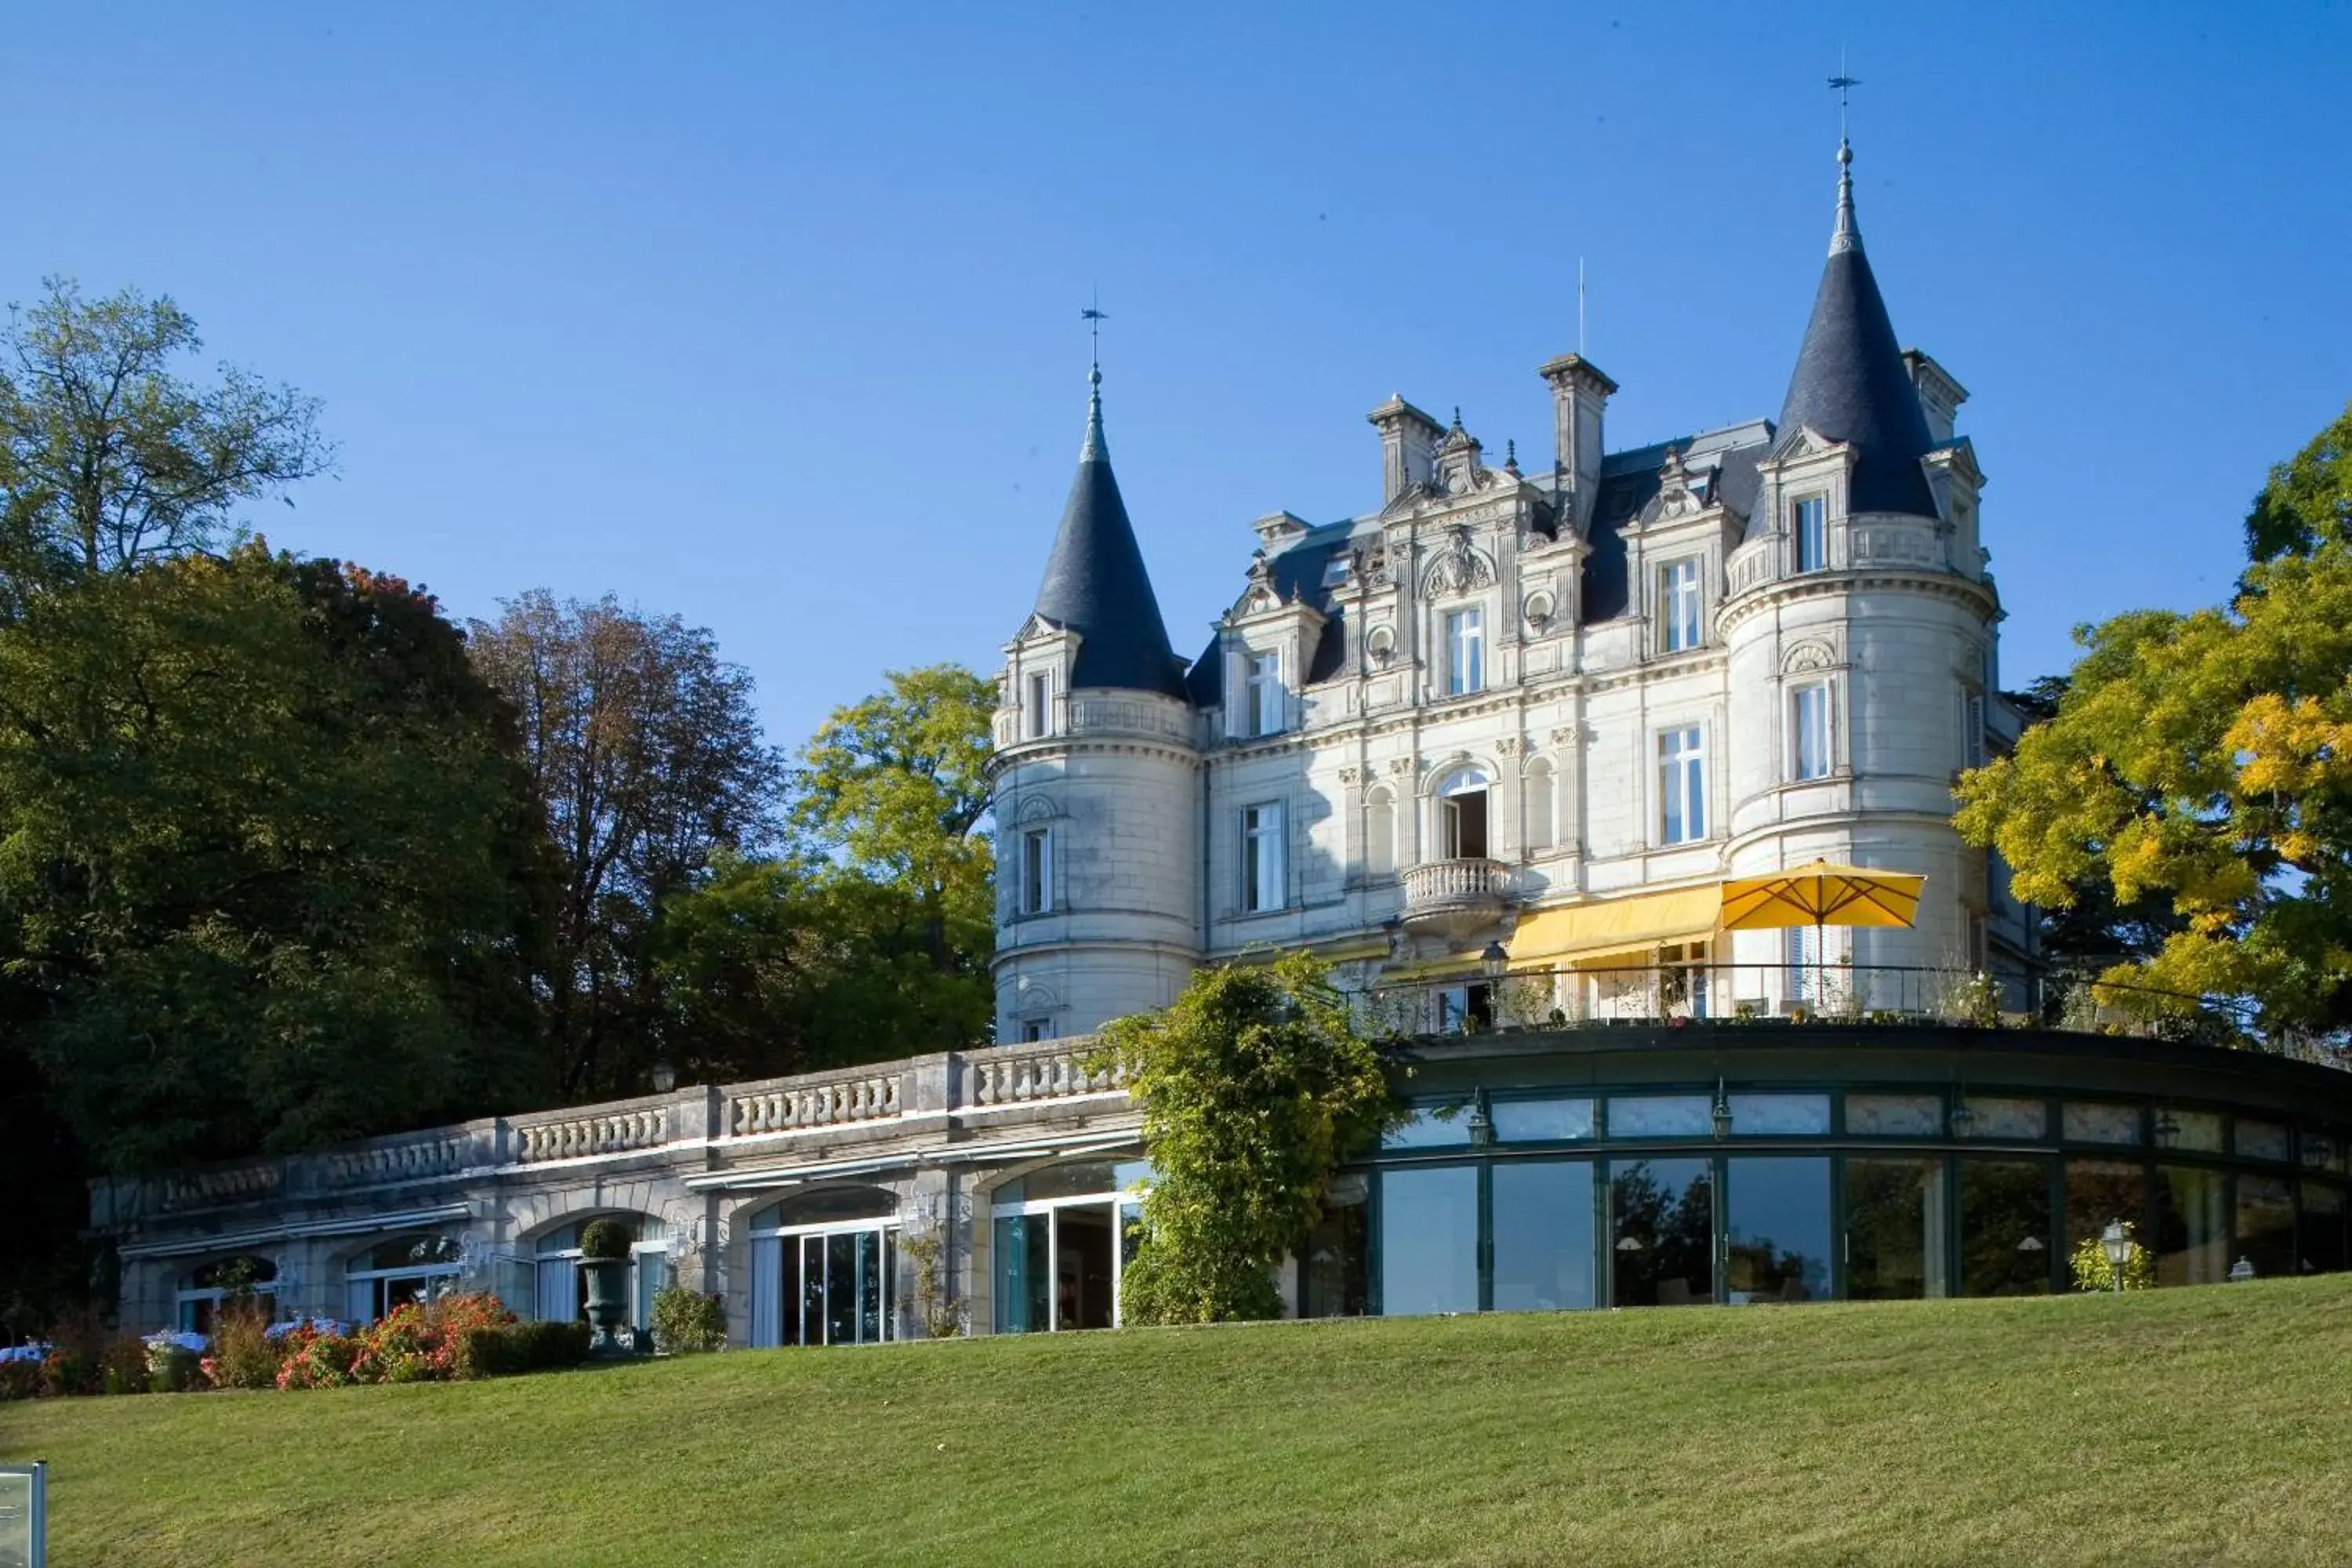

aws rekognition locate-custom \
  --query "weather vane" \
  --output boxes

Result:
[1828,50,1859,142]
[1081,290,1109,374]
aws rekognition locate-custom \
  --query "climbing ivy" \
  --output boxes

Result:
[1090,953,1398,1325]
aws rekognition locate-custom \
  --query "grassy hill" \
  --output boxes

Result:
[5,1276,2351,1566]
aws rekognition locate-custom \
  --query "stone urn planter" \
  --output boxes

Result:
[578,1218,636,1356]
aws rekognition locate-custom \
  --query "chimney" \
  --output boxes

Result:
[1367,396,1445,506]
[1901,348,1968,447]
[1538,353,1617,533]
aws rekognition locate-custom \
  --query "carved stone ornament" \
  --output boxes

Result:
[1783,639,1837,673]
[1549,724,1584,747]
[1523,590,1555,631]
[1364,623,1396,664]
[1336,765,1363,786]
[1421,526,1494,597]
[1386,756,1416,775]
[1495,737,1523,757]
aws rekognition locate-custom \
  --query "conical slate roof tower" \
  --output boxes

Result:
[1029,368,1189,699]
[1776,139,1940,517]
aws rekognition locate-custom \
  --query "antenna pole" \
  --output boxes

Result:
[1577,257,1586,356]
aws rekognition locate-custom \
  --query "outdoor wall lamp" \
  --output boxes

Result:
[651,1057,678,1094]
[2230,1257,2257,1283]
[1711,1080,1733,1142]
[2153,1110,2181,1149]
[1467,1091,1494,1149]
[2100,1220,2132,1293]
[1948,1097,1976,1138]
[1480,941,1508,982]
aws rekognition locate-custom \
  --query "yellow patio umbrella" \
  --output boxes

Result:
[1717,861,1926,1004]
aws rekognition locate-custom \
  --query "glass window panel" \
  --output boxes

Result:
[992,1213,1045,1335]
[1957,1097,2047,1142]
[364,1234,461,1271]
[2063,1160,2147,1276]
[1846,1094,1944,1138]
[1491,1160,1596,1312]
[2063,1102,2141,1145]
[2300,1184,2347,1276]
[2299,1131,2342,1171]
[1610,1158,1715,1307]
[2236,1120,2292,1163]
[2236,1176,2296,1281]
[1727,1094,1831,1137]
[1608,1096,1713,1138]
[1958,1158,2052,1296]
[1054,1205,1116,1330]
[1302,1189,1368,1319]
[1379,1165,1479,1316]
[773,1186,898,1227]
[2154,1165,2230,1287]
[822,1234,858,1345]
[1492,1098,1595,1144]
[858,1231,884,1343]
[1013,1159,1154,1203]
[1724,1156,1831,1303]
[2154,1109,2224,1153]
[1846,1158,1948,1300]
[1383,1103,1474,1149]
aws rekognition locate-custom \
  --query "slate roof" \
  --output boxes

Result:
[1029,373,1190,700]
[1773,142,1940,519]
[1183,523,1356,709]
[1578,429,1769,621]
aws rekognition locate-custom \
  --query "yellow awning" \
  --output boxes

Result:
[1718,861,1925,931]
[1506,884,1723,968]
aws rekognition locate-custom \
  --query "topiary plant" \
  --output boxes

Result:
[579,1218,633,1261]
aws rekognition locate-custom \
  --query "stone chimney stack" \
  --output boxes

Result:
[1901,348,1968,446]
[1538,353,1617,533]
[1367,396,1445,506]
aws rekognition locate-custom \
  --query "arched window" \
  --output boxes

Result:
[1524,760,1556,852]
[345,1233,462,1323]
[1435,768,1491,861]
[746,1186,901,1349]
[531,1214,669,1334]
[992,1159,1155,1335]
[177,1254,278,1333]
[1366,785,1396,877]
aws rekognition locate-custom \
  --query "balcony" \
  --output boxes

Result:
[1400,858,1512,937]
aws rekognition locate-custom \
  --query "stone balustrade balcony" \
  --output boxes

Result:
[1400,858,1513,937]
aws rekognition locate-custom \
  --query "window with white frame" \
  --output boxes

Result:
[176,1255,279,1333]
[1444,607,1484,695]
[1021,1019,1050,1043]
[1243,801,1285,913]
[1786,925,1820,1001]
[1026,672,1050,739]
[532,1216,669,1334]
[992,1158,1155,1334]
[746,1187,901,1348]
[1792,495,1828,573]
[1964,692,1987,768]
[1436,768,1490,860]
[345,1234,463,1324]
[1020,826,1052,915]
[1791,681,1832,781]
[1661,559,1703,653]
[1244,651,1283,737]
[1524,759,1556,851]
[1658,727,1705,845]
[1365,785,1396,877]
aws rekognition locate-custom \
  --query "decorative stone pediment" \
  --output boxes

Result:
[1783,638,1838,673]
[1421,527,1495,596]
[1227,550,1286,618]
[1011,612,1068,644]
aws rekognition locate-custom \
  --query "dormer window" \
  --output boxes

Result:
[1444,608,1485,696]
[1026,672,1051,739]
[1245,652,1284,738]
[1661,559,1703,653]
[1792,495,1828,573]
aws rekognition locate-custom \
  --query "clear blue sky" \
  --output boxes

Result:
[13,2,2349,748]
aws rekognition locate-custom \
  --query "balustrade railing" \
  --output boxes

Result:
[160,1161,280,1211]
[513,1106,669,1163]
[1401,858,1512,915]
[323,1131,476,1188]
[725,1070,902,1138]
[967,1039,1121,1106]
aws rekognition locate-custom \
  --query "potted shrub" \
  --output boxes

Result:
[578,1219,635,1355]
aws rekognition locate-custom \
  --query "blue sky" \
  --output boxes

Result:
[12,2,2348,747]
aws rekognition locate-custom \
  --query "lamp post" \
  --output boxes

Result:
[651,1057,678,1094]
[1711,1080,1734,1142]
[2230,1257,2256,1283]
[1480,941,1508,982]
[2100,1220,2132,1294]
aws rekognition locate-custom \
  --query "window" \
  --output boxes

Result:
[345,1234,463,1323]
[993,1160,1155,1334]
[1657,727,1704,845]
[1661,559,1702,652]
[532,1215,666,1334]
[1243,801,1284,913]
[747,1188,901,1348]
[1020,1019,1048,1043]
[1523,760,1555,851]
[1964,692,1987,768]
[1436,769,1490,859]
[1365,785,1396,877]
[176,1256,280,1334]
[1791,682,1831,781]
[1792,495,1827,572]
[1020,826,1051,916]
[1244,652,1283,737]
[1026,672,1050,739]
[1786,924,1820,1000]
[1444,608,1484,695]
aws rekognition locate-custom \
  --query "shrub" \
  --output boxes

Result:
[144,1333,203,1393]
[346,1292,515,1385]
[579,1218,633,1261]
[274,1323,357,1390]
[452,1319,592,1379]
[0,1359,40,1401]
[2071,1222,2157,1292]
[202,1302,281,1390]
[38,1347,101,1398]
[650,1285,728,1354]
[100,1338,151,1396]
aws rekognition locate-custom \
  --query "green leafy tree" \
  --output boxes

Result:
[466,591,779,1099]
[0,547,548,1171]
[1091,954,1397,1325]
[1955,539,2352,1050]
[0,277,331,593]
[2245,400,2352,564]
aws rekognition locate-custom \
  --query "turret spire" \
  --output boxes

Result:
[1831,137,1860,256]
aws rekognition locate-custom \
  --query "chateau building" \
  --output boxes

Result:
[990,136,2028,1043]
[93,136,2352,1348]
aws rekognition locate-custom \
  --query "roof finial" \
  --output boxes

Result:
[1080,293,1109,460]
[1827,60,1863,257]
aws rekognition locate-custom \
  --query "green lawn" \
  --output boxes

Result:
[6,1277,2351,1566]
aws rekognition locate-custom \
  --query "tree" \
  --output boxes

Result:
[0,278,331,592]
[1955,540,2352,1051]
[2245,400,2352,564]
[0,547,548,1172]
[466,592,779,1099]
[1091,954,1397,1324]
